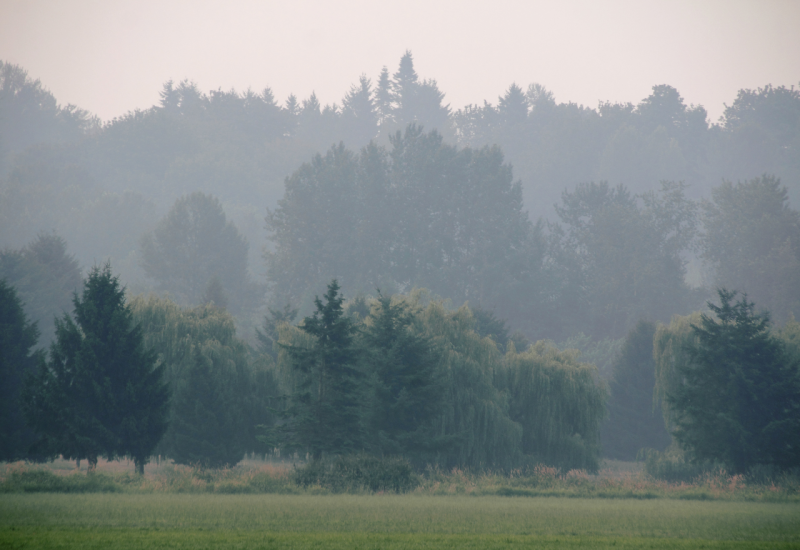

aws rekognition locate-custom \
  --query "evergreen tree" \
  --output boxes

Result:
[668,289,800,472]
[278,280,364,459]
[364,293,445,459]
[341,74,377,146]
[375,66,393,127]
[23,264,170,474]
[497,83,529,125]
[0,279,43,461]
[601,320,671,460]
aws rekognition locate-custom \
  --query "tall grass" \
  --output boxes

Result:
[1,458,798,501]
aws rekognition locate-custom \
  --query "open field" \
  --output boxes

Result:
[1,493,799,549]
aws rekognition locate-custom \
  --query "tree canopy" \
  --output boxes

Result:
[665,289,800,472]
[23,264,170,473]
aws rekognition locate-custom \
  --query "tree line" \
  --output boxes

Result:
[3,267,799,474]
[1,53,798,313]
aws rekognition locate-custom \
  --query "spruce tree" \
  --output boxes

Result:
[24,264,170,474]
[365,293,445,458]
[669,289,800,472]
[279,280,363,459]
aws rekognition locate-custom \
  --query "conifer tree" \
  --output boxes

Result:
[668,289,800,472]
[278,280,363,459]
[0,279,43,461]
[374,66,393,127]
[24,264,170,474]
[364,293,445,458]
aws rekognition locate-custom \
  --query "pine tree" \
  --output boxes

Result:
[23,264,170,474]
[0,279,43,461]
[668,289,800,472]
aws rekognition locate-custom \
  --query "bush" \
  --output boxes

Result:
[640,448,719,482]
[0,468,119,493]
[293,454,418,493]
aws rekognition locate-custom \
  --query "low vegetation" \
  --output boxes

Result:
[1,491,798,549]
[2,457,798,502]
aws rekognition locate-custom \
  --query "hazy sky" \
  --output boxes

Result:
[1,0,798,123]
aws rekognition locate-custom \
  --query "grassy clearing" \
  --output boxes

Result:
[1,493,798,549]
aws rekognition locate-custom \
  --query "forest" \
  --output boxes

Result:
[1,52,799,476]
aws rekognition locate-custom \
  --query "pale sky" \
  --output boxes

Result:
[1,0,799,123]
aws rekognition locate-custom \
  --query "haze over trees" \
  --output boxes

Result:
[1,51,799,473]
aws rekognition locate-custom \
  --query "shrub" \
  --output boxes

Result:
[640,448,718,482]
[293,454,418,493]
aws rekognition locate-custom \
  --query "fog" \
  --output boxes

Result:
[2,3,800,472]
[1,0,798,122]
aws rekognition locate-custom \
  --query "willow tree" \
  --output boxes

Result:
[653,312,704,434]
[498,341,606,472]
[413,296,522,470]
[129,295,277,465]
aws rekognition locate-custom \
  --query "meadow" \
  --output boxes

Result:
[2,459,799,549]
[1,492,799,549]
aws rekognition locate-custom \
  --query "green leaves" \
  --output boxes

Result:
[666,289,800,472]
[23,263,170,473]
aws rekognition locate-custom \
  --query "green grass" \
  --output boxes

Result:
[1,493,798,548]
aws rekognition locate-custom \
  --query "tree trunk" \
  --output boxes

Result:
[134,457,146,476]
[87,454,98,474]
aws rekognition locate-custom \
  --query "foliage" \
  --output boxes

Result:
[556,332,623,380]
[362,293,447,459]
[550,180,699,338]
[255,302,298,360]
[498,341,607,472]
[266,125,552,338]
[701,175,800,323]
[653,311,705,433]
[414,297,523,470]
[0,232,82,346]
[0,61,94,174]
[602,321,671,460]
[640,447,719,483]
[667,289,800,473]
[139,192,257,313]
[274,280,364,459]
[129,295,277,466]
[23,264,170,473]
[0,279,44,461]
[292,454,418,493]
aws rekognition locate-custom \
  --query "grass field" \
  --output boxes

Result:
[1,493,798,549]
